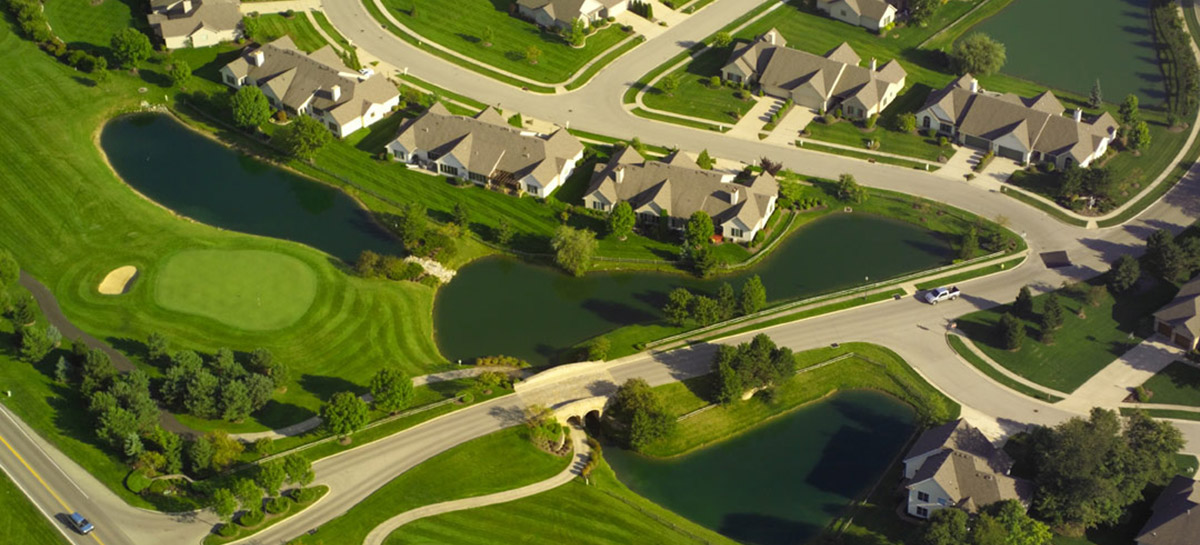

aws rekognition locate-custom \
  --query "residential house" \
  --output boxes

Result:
[220,37,400,138]
[147,0,242,50]
[1153,276,1200,350]
[816,0,897,31]
[903,419,1033,519]
[721,30,907,120]
[386,103,584,197]
[915,74,1118,169]
[582,148,778,243]
[1136,476,1200,545]
[514,0,629,30]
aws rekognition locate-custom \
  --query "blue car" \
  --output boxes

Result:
[68,512,94,534]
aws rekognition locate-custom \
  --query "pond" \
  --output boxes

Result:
[100,114,401,263]
[971,0,1163,103]
[605,390,916,545]
[436,213,952,364]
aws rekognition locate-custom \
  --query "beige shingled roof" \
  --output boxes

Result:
[148,0,241,40]
[820,0,894,20]
[1138,476,1200,545]
[911,450,1032,513]
[224,37,398,125]
[1155,276,1200,338]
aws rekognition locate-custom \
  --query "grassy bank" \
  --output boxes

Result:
[914,256,1025,290]
[0,465,67,545]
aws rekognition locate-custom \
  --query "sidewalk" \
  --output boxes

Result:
[726,96,778,139]
[947,331,1070,400]
[1058,338,1184,412]
[239,0,319,15]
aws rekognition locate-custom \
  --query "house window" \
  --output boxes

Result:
[526,184,538,196]
[224,74,236,86]
[328,121,337,132]
[916,507,929,518]
[394,151,406,161]
[469,172,488,183]
[439,164,459,176]
[591,200,607,211]
[730,228,744,238]
[639,212,656,224]
[937,498,948,506]
[916,491,929,502]
[923,116,931,128]
[840,9,847,16]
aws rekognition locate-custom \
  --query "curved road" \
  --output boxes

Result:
[2,0,1200,544]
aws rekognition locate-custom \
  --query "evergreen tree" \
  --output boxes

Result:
[740,275,766,315]
[696,149,716,169]
[663,288,693,326]
[1119,94,1140,127]
[1108,255,1140,293]
[999,312,1024,350]
[168,60,192,87]
[220,379,253,421]
[959,226,979,260]
[322,392,369,439]
[146,332,169,362]
[452,202,470,227]
[1089,79,1103,109]
[187,436,214,475]
[716,282,736,320]
[1042,293,1064,331]
[690,295,721,325]
[1015,286,1034,318]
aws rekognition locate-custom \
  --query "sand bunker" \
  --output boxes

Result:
[98,266,138,295]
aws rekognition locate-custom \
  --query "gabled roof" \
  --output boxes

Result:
[825,42,861,65]
[148,0,241,41]
[1155,276,1200,338]
[820,0,896,20]
[1138,476,1200,545]
[516,0,622,25]
[905,419,1013,475]
[910,450,1032,513]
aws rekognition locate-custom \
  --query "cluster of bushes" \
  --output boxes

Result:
[354,250,430,284]
[210,454,316,531]
[711,334,795,403]
[1151,0,1199,120]
[475,354,530,367]
[662,275,767,328]
[764,98,794,130]
[629,0,654,19]
[605,378,674,452]
[159,343,286,423]
[776,196,825,211]
[523,405,570,455]
[972,149,994,172]
[3,0,111,80]
[379,203,458,265]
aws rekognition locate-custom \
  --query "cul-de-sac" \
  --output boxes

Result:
[3,0,1200,544]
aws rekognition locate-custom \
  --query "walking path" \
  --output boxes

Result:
[361,426,591,545]
[946,331,1070,399]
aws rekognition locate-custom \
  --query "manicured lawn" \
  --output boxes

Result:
[43,0,133,48]
[946,334,1064,403]
[641,343,961,457]
[804,113,949,161]
[287,427,572,545]
[244,13,328,52]
[641,48,758,123]
[384,457,738,545]
[957,279,1178,393]
[310,11,354,51]
[0,460,67,545]
[154,249,318,331]
[801,141,936,170]
[1140,362,1200,407]
[378,0,632,83]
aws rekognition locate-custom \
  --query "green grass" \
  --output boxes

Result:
[800,141,936,170]
[946,334,1064,403]
[1002,188,1090,227]
[914,256,1025,290]
[43,0,133,48]
[310,11,353,51]
[377,0,631,84]
[957,279,1178,393]
[641,48,757,123]
[384,457,738,545]
[154,249,318,331]
[631,107,727,131]
[1120,407,1200,422]
[244,13,327,52]
[286,427,572,545]
[922,0,1012,50]
[394,74,489,111]
[641,343,961,457]
[804,116,948,161]
[709,288,907,340]
[0,462,67,545]
[1140,362,1200,407]
[202,485,329,545]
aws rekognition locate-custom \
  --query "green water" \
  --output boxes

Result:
[100,114,402,262]
[606,390,917,545]
[972,0,1163,103]
[436,213,952,364]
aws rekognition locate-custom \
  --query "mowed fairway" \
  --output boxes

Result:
[154,249,318,331]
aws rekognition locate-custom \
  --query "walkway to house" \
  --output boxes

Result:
[1058,338,1185,412]
[726,96,777,140]
[764,107,817,146]
[935,146,980,181]
[617,0,687,39]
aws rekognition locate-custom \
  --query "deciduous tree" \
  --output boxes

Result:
[369,367,414,414]
[277,115,331,160]
[110,28,152,68]
[740,275,766,315]
[950,33,1006,76]
[710,31,732,48]
[0,248,18,286]
[663,287,693,326]
[658,73,681,96]
[551,225,598,276]
[607,201,635,240]
[836,173,867,203]
[322,391,369,438]
[168,60,191,87]
[211,488,237,522]
[231,86,271,130]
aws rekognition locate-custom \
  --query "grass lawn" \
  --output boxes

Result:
[641,48,758,123]
[957,279,1178,393]
[0,462,67,545]
[641,343,961,457]
[946,334,1064,403]
[43,0,134,48]
[384,457,738,545]
[153,249,318,331]
[310,11,354,52]
[1140,361,1200,407]
[243,13,328,53]
[804,110,950,162]
[800,141,936,170]
[287,427,572,545]
[914,257,1025,290]
[377,0,632,84]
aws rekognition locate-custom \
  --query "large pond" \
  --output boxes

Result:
[971,0,1163,102]
[100,114,401,263]
[102,114,953,364]
[606,390,916,545]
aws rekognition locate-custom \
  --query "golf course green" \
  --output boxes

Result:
[154,249,318,331]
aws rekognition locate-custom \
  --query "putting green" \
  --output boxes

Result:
[154,249,318,331]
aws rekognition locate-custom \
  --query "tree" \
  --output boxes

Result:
[283,454,314,487]
[209,431,244,471]
[1041,293,1064,331]
[91,56,109,82]
[211,488,238,522]
[277,116,331,160]
[245,374,274,412]
[999,312,1024,350]
[959,226,978,260]
[920,507,969,545]
[897,112,917,133]
[525,45,541,64]
[19,327,53,363]
[1147,229,1185,281]
[220,379,253,421]
[658,73,681,96]
[684,211,714,248]
[713,347,742,404]
[836,173,867,204]
[716,282,736,320]
[146,332,169,362]
[950,33,1006,76]
[452,202,470,228]
[908,0,940,24]
[369,367,414,414]
[983,500,1053,545]
[710,31,732,48]
[110,28,152,68]
[663,288,693,326]
[256,461,287,497]
[1128,120,1151,152]
[607,201,635,240]
[481,26,494,47]
[1015,286,1034,318]
[54,356,71,384]
[495,218,515,245]
[608,378,674,452]
[323,391,368,438]
[0,248,18,286]
[1119,94,1140,127]
[398,202,428,249]
[214,347,243,378]
[691,295,721,325]
[551,225,598,276]
[696,149,715,170]
[168,60,192,87]
[81,349,117,396]
[187,436,213,475]
[568,18,587,47]
[230,86,271,130]
[709,335,794,403]
[740,275,766,315]
[1108,255,1140,293]
[1089,79,1103,109]
[233,478,263,510]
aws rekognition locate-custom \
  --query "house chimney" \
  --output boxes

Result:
[870,58,877,71]
[330,84,342,101]
[970,78,979,93]
[615,166,625,184]
[251,50,265,67]
[729,188,740,205]
[1073,108,1082,122]
[180,0,192,12]
[767,31,776,45]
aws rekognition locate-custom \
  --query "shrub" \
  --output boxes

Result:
[148,478,171,495]
[266,496,290,514]
[126,470,152,493]
[457,390,475,404]
[418,275,441,288]
[1135,385,1152,402]
[239,508,264,527]
[291,486,319,503]
[865,114,878,130]
[216,523,237,537]
[475,355,530,367]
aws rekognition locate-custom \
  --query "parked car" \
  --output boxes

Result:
[67,512,94,534]
[923,286,960,305]
[358,67,375,79]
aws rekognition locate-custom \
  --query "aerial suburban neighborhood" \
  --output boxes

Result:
[1,0,1200,544]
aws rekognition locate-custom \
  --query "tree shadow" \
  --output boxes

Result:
[299,374,364,400]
